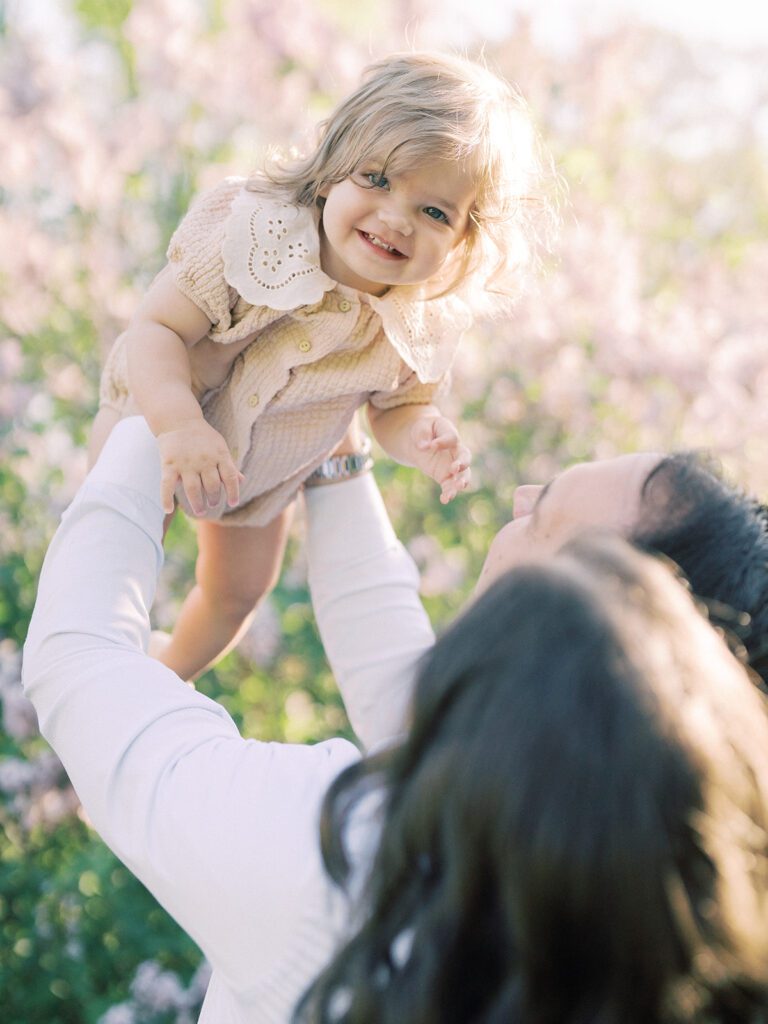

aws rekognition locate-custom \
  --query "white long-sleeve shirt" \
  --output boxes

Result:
[22,417,435,1024]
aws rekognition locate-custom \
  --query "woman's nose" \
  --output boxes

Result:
[513,484,543,519]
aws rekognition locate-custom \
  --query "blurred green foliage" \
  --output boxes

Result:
[1,818,201,1023]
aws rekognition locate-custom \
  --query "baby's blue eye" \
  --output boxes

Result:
[366,172,390,190]
[424,206,449,224]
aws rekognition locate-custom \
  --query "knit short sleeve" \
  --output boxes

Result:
[166,178,245,332]
[368,370,450,411]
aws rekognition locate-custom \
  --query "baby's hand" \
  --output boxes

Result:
[410,415,471,504]
[158,419,242,516]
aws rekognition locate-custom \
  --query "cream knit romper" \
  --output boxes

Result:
[99,178,472,526]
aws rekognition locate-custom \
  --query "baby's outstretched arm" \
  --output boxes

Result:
[368,404,471,504]
[125,266,241,515]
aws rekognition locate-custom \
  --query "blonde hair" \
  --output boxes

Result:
[248,51,558,312]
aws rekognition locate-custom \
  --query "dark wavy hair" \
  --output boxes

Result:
[296,535,768,1024]
[632,453,768,689]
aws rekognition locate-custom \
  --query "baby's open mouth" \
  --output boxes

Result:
[359,231,406,258]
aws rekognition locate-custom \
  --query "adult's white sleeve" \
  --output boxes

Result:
[305,474,436,752]
[22,417,360,995]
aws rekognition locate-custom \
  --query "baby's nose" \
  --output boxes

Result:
[378,206,412,236]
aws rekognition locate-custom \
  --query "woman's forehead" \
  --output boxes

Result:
[548,454,663,530]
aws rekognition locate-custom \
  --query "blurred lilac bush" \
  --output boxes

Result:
[1,0,767,1019]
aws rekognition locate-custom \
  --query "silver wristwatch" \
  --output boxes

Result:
[304,436,373,487]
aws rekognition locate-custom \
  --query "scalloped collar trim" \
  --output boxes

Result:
[222,187,335,311]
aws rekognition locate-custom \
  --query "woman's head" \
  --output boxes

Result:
[301,536,768,1023]
[479,451,768,687]
[632,454,768,684]
[257,51,556,306]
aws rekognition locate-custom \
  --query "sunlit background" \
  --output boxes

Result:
[1,0,767,1019]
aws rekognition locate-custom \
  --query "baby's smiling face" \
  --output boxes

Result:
[318,158,475,295]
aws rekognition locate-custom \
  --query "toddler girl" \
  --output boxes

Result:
[91,51,550,681]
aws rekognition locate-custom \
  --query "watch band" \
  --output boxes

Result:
[304,436,373,487]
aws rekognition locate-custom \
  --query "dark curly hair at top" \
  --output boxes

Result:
[296,535,768,1024]
[631,453,768,690]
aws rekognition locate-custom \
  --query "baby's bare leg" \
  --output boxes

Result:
[157,509,294,680]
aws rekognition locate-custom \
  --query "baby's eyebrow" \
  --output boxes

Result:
[431,196,460,215]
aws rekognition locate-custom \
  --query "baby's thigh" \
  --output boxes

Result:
[194,507,295,605]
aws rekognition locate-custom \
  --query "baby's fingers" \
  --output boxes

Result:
[181,471,205,517]
[220,461,243,509]
[417,424,459,452]
[161,466,180,515]
[200,465,223,509]
[432,425,461,450]
[199,462,242,510]
[450,445,472,473]
[439,466,471,504]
